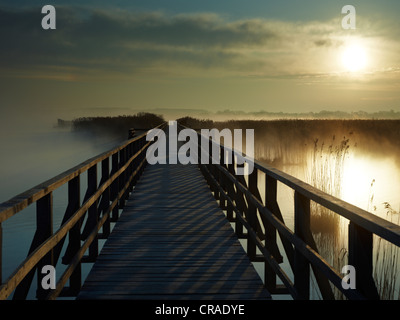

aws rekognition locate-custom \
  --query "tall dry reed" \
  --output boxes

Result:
[372,202,400,299]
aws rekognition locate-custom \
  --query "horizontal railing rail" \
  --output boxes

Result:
[178,122,400,300]
[0,122,166,300]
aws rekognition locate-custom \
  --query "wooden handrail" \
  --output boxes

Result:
[0,122,166,300]
[0,123,165,224]
[179,122,400,300]
[253,160,400,246]
[211,162,364,299]
[189,124,400,246]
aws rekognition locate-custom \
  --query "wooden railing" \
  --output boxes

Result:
[182,123,400,300]
[0,123,166,300]
[2,121,400,300]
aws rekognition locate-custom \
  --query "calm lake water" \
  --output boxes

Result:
[0,117,123,299]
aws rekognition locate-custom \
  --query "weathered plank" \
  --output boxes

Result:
[77,161,270,300]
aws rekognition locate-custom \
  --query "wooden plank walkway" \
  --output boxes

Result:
[77,160,271,300]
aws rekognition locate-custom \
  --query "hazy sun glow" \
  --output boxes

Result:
[341,44,368,72]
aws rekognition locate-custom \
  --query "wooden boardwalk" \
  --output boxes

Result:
[4,123,400,300]
[77,162,271,300]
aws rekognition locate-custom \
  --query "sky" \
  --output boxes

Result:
[1,1,400,121]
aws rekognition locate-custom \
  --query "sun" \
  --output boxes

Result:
[341,44,368,72]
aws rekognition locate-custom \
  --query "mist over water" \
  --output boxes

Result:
[0,110,124,297]
[0,113,123,202]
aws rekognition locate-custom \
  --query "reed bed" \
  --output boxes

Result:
[372,203,400,299]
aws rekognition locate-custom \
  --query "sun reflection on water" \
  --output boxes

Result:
[342,153,400,217]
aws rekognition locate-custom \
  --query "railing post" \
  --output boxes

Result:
[348,222,380,299]
[36,193,54,300]
[197,132,202,165]
[225,161,235,222]
[10,193,53,299]
[130,140,139,188]
[264,175,278,291]
[218,145,227,210]
[84,165,98,261]
[126,141,135,190]
[111,152,119,222]
[119,147,127,208]
[294,191,310,300]
[232,156,244,238]
[211,142,220,201]
[101,158,111,238]
[66,176,81,295]
[246,168,259,261]
[141,135,148,175]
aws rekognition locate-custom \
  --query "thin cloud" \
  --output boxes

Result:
[0,6,398,82]
[0,7,279,77]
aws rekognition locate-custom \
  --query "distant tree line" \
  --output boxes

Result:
[176,116,214,129]
[212,109,400,120]
[70,112,165,138]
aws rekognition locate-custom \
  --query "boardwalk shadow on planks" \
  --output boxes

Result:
[77,162,271,300]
